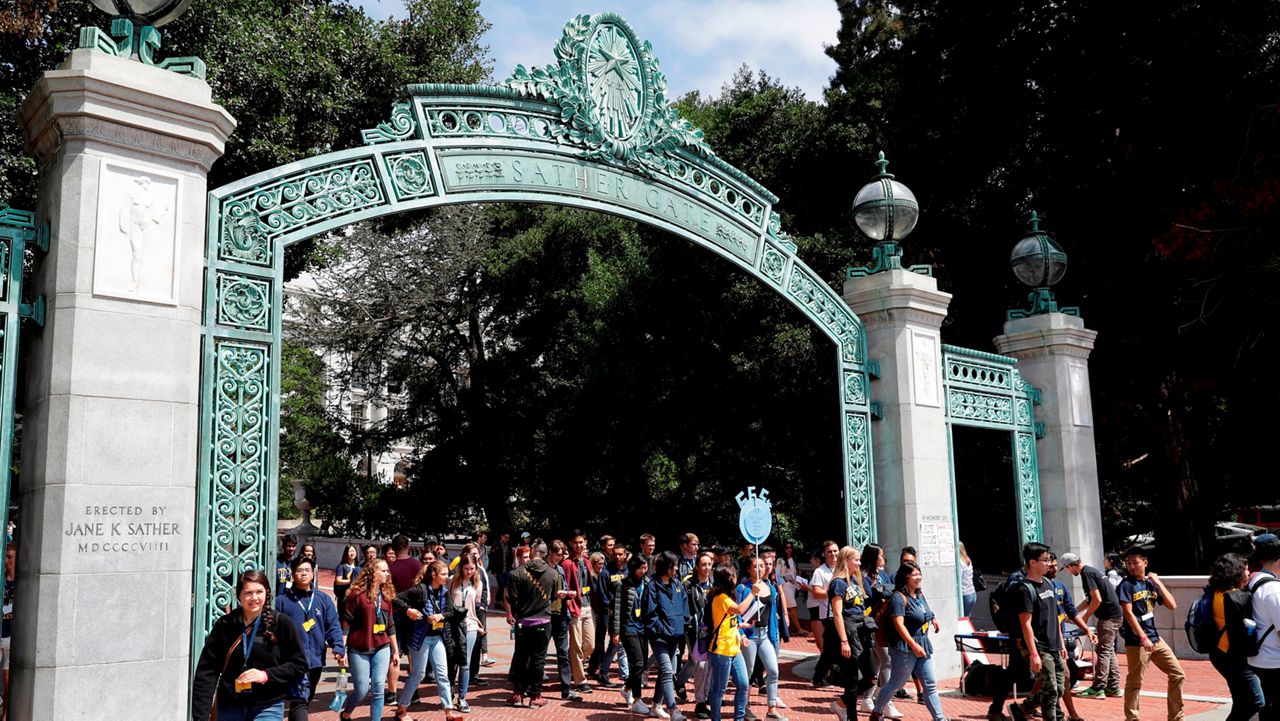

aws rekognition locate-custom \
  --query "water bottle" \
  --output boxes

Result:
[330,667,350,712]
[510,623,516,640]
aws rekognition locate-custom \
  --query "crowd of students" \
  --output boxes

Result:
[187,528,1280,721]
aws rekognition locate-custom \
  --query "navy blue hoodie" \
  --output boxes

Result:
[643,576,689,639]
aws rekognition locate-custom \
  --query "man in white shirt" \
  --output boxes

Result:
[1248,534,1280,719]
[806,540,838,686]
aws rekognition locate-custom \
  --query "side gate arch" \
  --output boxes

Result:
[942,344,1044,550]
[194,13,876,646]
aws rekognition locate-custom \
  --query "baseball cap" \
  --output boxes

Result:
[520,531,531,539]
[1252,533,1280,563]
[1058,552,1081,567]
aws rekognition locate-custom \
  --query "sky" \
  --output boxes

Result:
[357,0,841,100]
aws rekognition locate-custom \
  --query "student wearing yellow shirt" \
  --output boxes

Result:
[706,564,768,721]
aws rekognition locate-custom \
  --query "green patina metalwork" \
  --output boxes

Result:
[941,343,1044,548]
[78,18,206,79]
[0,208,42,549]
[194,13,876,658]
[1007,287,1080,320]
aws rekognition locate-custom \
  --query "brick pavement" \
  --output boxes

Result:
[294,570,1232,721]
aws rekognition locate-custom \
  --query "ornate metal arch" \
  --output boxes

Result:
[193,13,875,647]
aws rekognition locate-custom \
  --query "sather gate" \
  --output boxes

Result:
[193,13,877,645]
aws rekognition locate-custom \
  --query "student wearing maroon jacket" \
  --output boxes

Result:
[567,532,596,694]
[340,560,401,721]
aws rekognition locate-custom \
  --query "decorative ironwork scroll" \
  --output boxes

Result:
[941,344,1044,544]
[196,12,877,657]
[0,209,40,552]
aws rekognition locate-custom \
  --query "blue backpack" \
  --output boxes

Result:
[1185,587,1223,654]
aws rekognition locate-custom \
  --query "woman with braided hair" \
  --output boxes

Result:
[191,569,307,721]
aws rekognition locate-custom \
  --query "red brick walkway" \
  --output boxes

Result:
[296,571,1230,721]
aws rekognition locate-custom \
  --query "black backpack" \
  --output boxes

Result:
[989,578,1036,635]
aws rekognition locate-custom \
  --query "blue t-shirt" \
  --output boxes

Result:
[1052,579,1079,631]
[829,577,868,623]
[1116,577,1162,645]
[888,590,934,655]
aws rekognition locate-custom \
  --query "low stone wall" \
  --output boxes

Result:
[1151,575,1208,659]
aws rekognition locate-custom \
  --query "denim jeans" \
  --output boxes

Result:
[962,593,977,618]
[1211,653,1264,721]
[602,618,630,679]
[650,635,680,710]
[740,635,780,706]
[708,652,749,721]
[400,633,452,708]
[344,646,390,719]
[217,701,285,721]
[873,647,944,721]
[457,629,479,700]
[550,613,573,693]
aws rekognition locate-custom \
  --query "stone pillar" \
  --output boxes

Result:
[16,49,234,720]
[843,269,963,674]
[994,313,1104,569]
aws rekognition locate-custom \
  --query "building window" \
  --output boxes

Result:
[350,402,366,428]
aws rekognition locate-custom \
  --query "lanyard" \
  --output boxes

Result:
[299,590,314,616]
[375,591,386,625]
[241,613,262,671]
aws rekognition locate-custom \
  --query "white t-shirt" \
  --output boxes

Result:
[960,559,975,596]
[806,563,834,619]
[1248,571,1280,669]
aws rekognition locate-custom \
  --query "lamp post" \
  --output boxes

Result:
[847,151,931,277]
[364,435,376,484]
[1006,210,1079,319]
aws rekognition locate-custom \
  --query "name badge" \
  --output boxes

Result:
[432,621,444,630]
[1039,590,1055,599]
[634,608,642,618]
[234,679,252,693]
[373,623,387,634]
[302,618,316,632]
[1140,612,1154,622]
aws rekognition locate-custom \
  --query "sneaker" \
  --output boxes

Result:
[695,702,711,719]
[386,692,399,707]
[563,690,584,702]
[831,700,848,721]
[508,693,524,707]
[884,701,905,719]
[649,703,670,719]
[860,695,876,713]
[894,689,909,700]
[676,687,689,703]
[986,712,1011,721]
[1075,687,1105,699]
[671,709,688,721]
[1105,689,1122,698]
[1008,702,1028,721]
[578,683,595,694]
[812,679,834,689]
[457,700,471,714]
[765,712,788,720]
[632,700,652,716]
[529,695,549,708]
[410,691,421,705]
[470,678,489,687]
[773,699,787,709]
[621,688,634,705]
[596,674,622,688]
[481,656,497,667]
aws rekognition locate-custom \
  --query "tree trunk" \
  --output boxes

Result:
[1152,372,1208,573]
